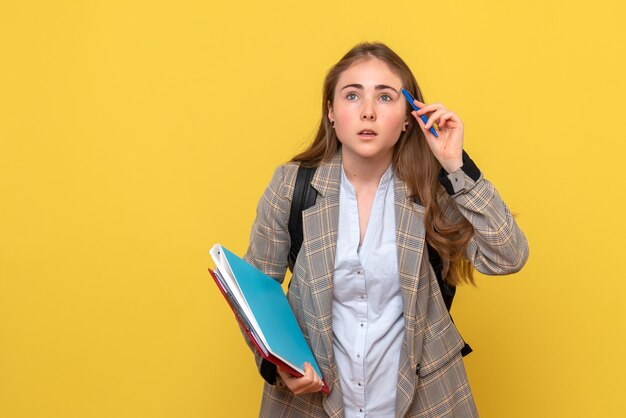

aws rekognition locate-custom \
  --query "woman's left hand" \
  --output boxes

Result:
[410,100,464,173]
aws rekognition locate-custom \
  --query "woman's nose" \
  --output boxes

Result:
[361,105,376,121]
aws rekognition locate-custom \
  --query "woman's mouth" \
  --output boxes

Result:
[357,129,378,137]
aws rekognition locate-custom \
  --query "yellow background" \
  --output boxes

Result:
[1,1,625,417]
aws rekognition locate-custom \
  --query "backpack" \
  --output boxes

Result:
[287,164,472,357]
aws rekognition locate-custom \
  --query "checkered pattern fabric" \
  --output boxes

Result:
[242,151,528,417]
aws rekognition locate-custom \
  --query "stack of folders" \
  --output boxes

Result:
[209,244,329,394]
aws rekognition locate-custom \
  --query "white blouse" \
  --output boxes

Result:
[332,164,404,418]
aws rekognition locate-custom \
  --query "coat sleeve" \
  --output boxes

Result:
[244,164,291,282]
[241,164,292,384]
[439,152,529,275]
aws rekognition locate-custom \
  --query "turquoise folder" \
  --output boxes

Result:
[210,244,326,390]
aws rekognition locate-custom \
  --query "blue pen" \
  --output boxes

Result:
[401,88,438,137]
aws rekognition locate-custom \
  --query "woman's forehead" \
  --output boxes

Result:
[336,58,403,89]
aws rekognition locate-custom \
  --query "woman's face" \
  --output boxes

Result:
[328,57,408,165]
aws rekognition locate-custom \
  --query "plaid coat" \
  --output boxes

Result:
[243,151,529,418]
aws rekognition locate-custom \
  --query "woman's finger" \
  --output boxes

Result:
[414,112,435,139]
[293,363,314,394]
[411,97,425,108]
[424,108,447,129]
[416,102,446,116]
[437,111,456,128]
[291,363,322,395]
[277,362,324,395]
[304,363,322,392]
[412,98,442,109]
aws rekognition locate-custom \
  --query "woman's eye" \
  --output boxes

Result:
[346,93,358,100]
[380,94,392,102]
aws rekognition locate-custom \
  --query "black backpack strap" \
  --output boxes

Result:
[288,165,318,272]
[426,242,456,311]
[260,165,318,386]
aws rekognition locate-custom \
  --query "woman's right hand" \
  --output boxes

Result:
[277,362,324,395]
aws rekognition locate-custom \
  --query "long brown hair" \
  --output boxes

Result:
[292,42,474,286]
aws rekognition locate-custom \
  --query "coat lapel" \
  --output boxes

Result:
[393,175,427,417]
[300,153,343,413]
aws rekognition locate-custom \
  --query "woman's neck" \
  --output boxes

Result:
[341,151,393,189]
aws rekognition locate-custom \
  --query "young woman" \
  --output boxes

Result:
[243,42,528,418]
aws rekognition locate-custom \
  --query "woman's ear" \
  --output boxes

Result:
[402,119,409,132]
[327,101,334,124]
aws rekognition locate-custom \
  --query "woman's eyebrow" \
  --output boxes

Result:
[340,83,399,93]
